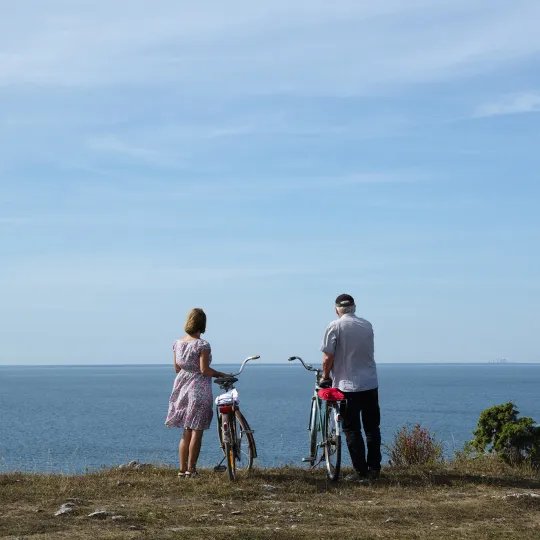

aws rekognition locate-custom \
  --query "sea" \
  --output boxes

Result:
[1,363,539,474]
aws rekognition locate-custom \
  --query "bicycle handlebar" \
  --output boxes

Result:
[231,355,260,376]
[287,356,321,373]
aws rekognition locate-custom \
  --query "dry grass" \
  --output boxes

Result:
[1,461,540,539]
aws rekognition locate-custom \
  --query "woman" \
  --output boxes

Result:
[165,308,228,477]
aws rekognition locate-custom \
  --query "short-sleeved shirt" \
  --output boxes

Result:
[320,313,378,392]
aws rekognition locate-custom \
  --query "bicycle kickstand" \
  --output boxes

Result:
[310,453,326,470]
[213,456,227,472]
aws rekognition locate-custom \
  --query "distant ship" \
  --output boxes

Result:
[488,358,509,364]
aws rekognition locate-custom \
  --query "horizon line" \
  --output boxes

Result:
[1,362,539,367]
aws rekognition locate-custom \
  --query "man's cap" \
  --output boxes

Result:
[335,293,355,307]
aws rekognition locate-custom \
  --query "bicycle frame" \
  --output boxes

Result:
[309,386,328,457]
[289,356,343,480]
[214,355,259,479]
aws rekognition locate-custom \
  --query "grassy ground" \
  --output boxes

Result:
[1,459,540,539]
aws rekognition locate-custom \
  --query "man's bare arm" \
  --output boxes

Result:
[322,352,335,380]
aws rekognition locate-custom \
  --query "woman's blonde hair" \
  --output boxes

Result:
[184,308,207,335]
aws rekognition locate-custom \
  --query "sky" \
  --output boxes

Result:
[1,0,539,365]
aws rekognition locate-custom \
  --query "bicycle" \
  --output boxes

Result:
[213,355,260,481]
[288,356,343,481]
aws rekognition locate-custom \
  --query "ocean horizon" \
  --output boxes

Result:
[1,363,539,474]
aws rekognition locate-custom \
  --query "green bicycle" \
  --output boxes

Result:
[288,356,343,481]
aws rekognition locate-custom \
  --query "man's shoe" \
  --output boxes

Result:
[345,471,369,483]
[367,469,381,479]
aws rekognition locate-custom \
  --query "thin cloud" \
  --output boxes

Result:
[88,136,162,160]
[0,257,326,299]
[0,1,539,94]
[86,135,182,168]
[474,92,540,118]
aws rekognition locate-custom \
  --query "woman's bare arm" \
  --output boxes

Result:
[200,349,226,378]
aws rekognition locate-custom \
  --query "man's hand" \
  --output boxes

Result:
[318,377,332,389]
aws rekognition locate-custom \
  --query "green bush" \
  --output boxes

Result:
[468,402,540,466]
[385,424,443,467]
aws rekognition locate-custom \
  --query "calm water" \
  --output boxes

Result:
[1,364,539,473]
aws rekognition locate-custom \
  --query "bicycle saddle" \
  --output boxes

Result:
[214,377,238,385]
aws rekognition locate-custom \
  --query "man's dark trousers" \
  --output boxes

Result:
[341,388,381,476]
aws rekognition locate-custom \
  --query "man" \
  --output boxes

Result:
[320,293,381,480]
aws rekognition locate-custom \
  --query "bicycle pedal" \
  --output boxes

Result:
[213,465,227,473]
[301,457,314,463]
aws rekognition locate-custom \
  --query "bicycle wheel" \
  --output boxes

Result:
[233,410,256,474]
[323,403,341,481]
[224,412,237,481]
[219,410,255,481]
[217,411,226,454]
[308,397,319,465]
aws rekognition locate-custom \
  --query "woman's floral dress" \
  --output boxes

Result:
[165,339,213,430]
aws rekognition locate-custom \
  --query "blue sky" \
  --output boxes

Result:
[1,0,539,365]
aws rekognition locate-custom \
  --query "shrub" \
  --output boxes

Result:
[468,402,540,466]
[385,424,443,467]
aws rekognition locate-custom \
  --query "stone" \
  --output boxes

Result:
[88,510,114,519]
[55,506,74,517]
[262,484,278,490]
[504,492,540,500]
[118,460,152,470]
[54,502,77,516]
[231,510,242,515]
[112,515,126,521]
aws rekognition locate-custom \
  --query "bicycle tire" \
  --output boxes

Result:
[324,403,341,481]
[308,397,319,465]
[218,410,255,480]
[225,412,237,481]
[234,410,256,473]
[217,411,224,454]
